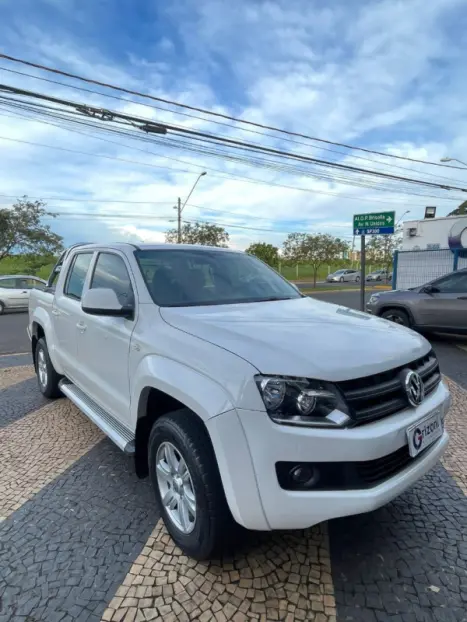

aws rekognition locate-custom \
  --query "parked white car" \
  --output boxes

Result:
[366,269,390,282]
[0,274,46,314]
[326,269,361,283]
[28,243,450,559]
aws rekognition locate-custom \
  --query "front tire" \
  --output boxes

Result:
[340,276,344,283]
[149,409,233,559]
[0,301,4,315]
[35,337,62,398]
[381,308,411,327]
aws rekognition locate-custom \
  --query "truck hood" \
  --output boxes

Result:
[160,297,431,381]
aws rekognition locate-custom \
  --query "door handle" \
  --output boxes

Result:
[76,321,87,332]
[22,291,28,294]
[52,308,60,316]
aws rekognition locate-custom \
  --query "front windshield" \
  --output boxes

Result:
[135,248,302,307]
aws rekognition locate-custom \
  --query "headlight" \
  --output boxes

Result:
[369,294,380,303]
[255,375,351,428]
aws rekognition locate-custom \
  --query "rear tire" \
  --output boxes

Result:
[355,276,360,283]
[0,301,4,315]
[35,337,62,398]
[149,409,234,560]
[381,308,411,328]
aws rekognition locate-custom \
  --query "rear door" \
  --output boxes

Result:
[15,278,47,307]
[417,272,467,330]
[13,278,32,307]
[76,251,136,423]
[53,252,95,378]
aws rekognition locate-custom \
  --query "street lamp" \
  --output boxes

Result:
[396,210,410,226]
[175,172,207,243]
[440,157,467,167]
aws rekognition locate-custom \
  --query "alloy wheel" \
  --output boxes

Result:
[156,442,197,534]
[37,348,48,389]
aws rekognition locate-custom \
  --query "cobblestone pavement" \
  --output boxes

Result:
[0,364,34,390]
[0,361,466,622]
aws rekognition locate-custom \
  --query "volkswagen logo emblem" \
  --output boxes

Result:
[402,370,425,407]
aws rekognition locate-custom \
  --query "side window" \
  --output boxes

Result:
[31,279,46,291]
[432,272,467,294]
[17,278,41,290]
[90,253,134,306]
[0,278,17,289]
[64,253,93,300]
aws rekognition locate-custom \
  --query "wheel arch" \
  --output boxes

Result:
[31,321,46,367]
[134,386,225,480]
[132,359,234,479]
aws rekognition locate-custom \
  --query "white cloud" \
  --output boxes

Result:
[0,0,466,251]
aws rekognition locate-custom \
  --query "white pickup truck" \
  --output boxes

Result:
[29,242,451,559]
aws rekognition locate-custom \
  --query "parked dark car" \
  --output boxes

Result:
[366,269,467,334]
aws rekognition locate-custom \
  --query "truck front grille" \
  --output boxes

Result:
[336,351,441,425]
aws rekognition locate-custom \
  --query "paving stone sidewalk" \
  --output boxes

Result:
[0,366,465,622]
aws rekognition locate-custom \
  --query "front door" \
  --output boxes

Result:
[417,271,467,330]
[0,278,28,308]
[76,251,135,425]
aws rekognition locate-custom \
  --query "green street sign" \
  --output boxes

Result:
[353,211,395,235]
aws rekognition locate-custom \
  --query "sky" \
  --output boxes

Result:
[1,0,467,250]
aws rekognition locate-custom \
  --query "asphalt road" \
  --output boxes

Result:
[0,311,30,355]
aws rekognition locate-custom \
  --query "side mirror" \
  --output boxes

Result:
[82,288,134,318]
[421,285,439,294]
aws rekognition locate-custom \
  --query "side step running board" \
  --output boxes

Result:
[59,379,135,454]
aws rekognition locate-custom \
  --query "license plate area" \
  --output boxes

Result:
[406,409,443,458]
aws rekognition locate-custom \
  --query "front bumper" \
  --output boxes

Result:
[209,381,450,531]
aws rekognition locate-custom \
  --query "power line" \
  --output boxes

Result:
[0,52,463,170]
[1,84,466,202]
[3,103,452,200]
[3,127,460,206]
[0,193,173,204]
[42,211,354,236]
[1,65,463,186]
[3,83,464,193]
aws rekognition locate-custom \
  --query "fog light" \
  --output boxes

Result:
[289,465,320,488]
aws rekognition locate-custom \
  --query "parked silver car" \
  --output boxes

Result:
[326,269,361,283]
[366,269,390,281]
[366,268,467,334]
[0,275,47,314]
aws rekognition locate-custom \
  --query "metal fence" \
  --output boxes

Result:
[393,248,465,289]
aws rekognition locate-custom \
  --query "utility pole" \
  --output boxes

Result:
[175,172,207,244]
[177,197,182,243]
[360,234,366,312]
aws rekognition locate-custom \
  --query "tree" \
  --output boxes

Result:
[0,198,63,261]
[165,222,229,247]
[366,226,402,272]
[448,200,467,216]
[245,242,279,267]
[283,233,349,286]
